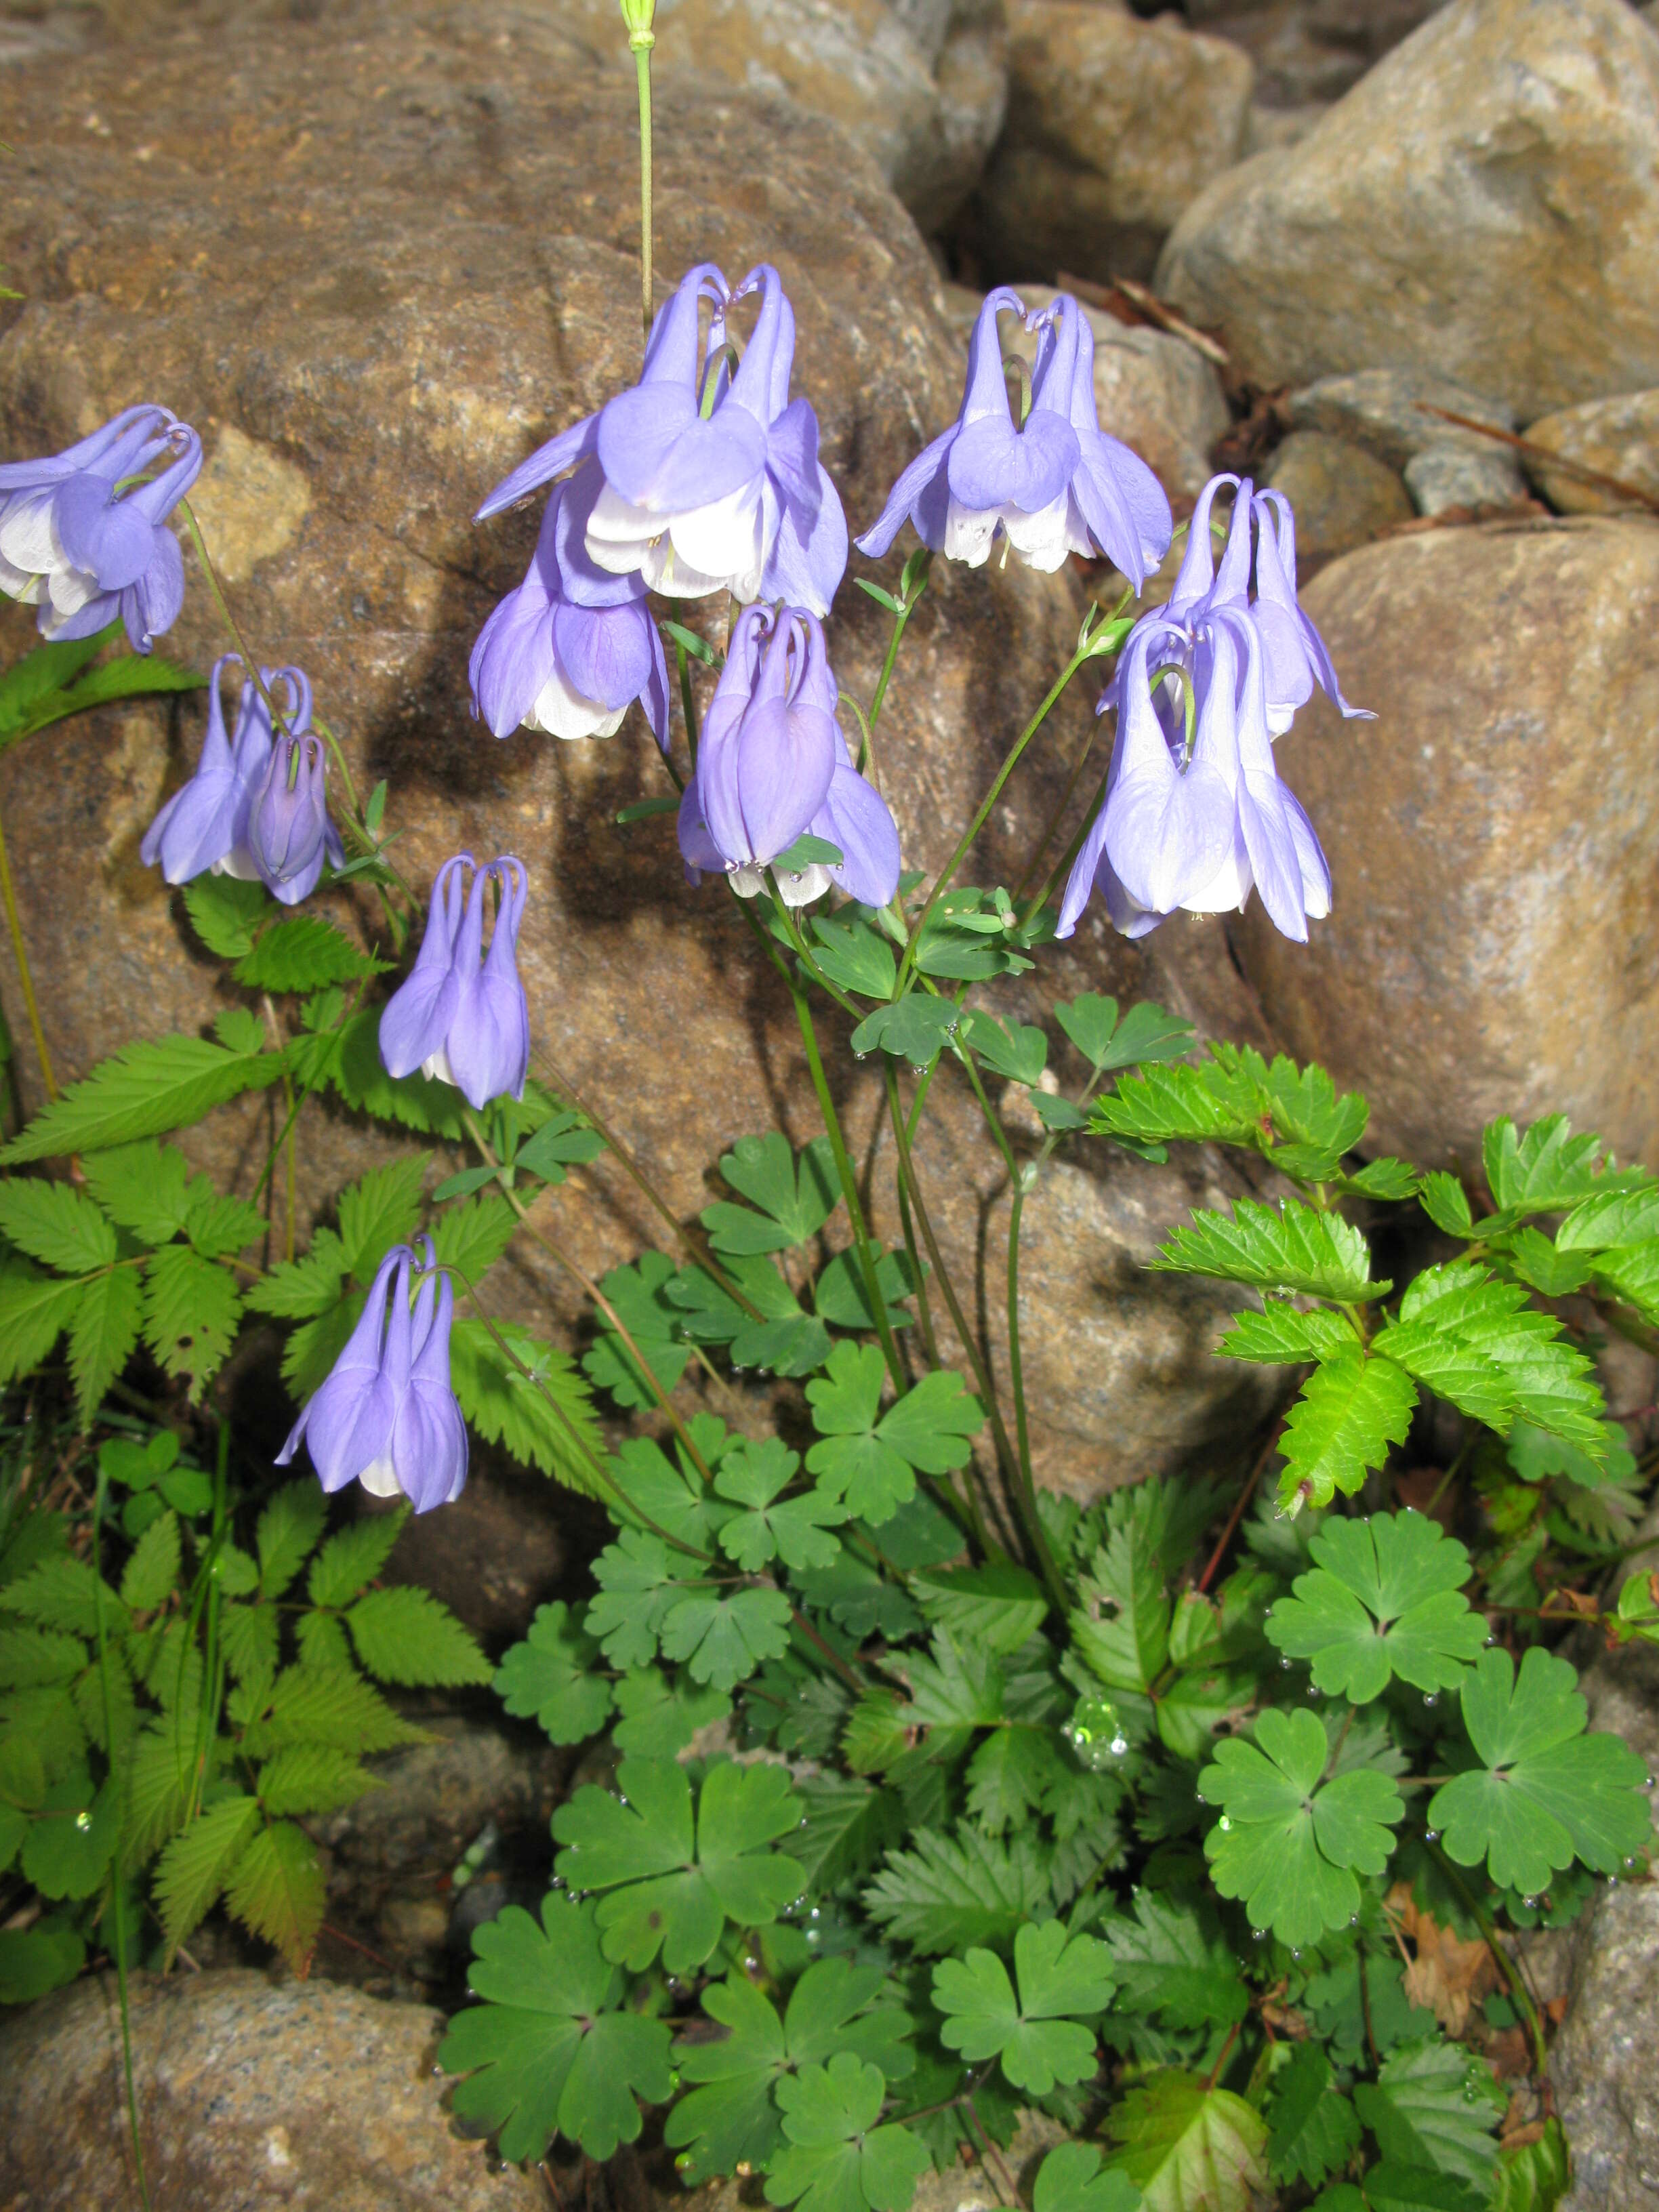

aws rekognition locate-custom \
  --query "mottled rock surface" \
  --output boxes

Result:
[1264,430,1412,561]
[974,0,1254,283]
[1235,516,1659,1173]
[0,1969,543,2211]
[1284,367,1516,472]
[1551,1881,1659,2210]
[1523,388,1659,516]
[1189,0,1450,106]
[1158,0,1659,419]
[1401,443,1528,518]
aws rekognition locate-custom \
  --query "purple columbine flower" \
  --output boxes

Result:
[140,656,336,900]
[276,1237,467,1513]
[474,262,848,617]
[0,404,203,651]
[856,291,1172,591]
[245,726,346,907]
[468,459,671,745]
[676,602,900,907]
[378,854,531,1109]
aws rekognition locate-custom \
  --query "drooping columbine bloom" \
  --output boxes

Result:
[469,461,670,745]
[474,262,848,617]
[276,1237,467,1512]
[856,290,1171,591]
[378,854,531,1109]
[140,656,341,903]
[676,603,900,907]
[0,405,203,651]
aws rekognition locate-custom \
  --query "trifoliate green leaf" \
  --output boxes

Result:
[1152,1199,1382,1303]
[804,1345,983,1524]
[1265,2043,1360,2189]
[552,1757,803,1973]
[1427,1645,1651,1896]
[1102,2068,1268,2212]
[1277,1352,1417,1515]
[585,1530,682,1671]
[347,1586,491,1687]
[765,2053,931,2212]
[1102,1889,1248,2032]
[659,1586,794,1691]
[610,1422,737,1553]
[715,1438,846,1572]
[1056,994,1193,1076]
[495,1601,614,1744]
[1033,2142,1142,2212]
[933,1919,1113,2093]
[863,1826,1051,1954]
[579,1249,692,1408]
[611,1666,730,1757]
[812,912,897,1000]
[1199,1707,1404,1947]
[1265,1511,1485,1702]
[704,1132,840,1254]
[442,1894,674,2162]
[1352,2038,1506,2192]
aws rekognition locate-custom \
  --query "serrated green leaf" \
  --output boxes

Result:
[182,872,269,957]
[245,1230,347,1321]
[863,1826,1051,1954]
[1418,1172,1474,1239]
[1198,1707,1403,1947]
[153,1793,262,1946]
[327,1009,466,1139]
[182,1187,264,1260]
[552,1757,804,1974]
[1153,1199,1382,1303]
[232,913,389,992]
[1265,2044,1360,2189]
[1102,2068,1267,2212]
[69,1266,144,1424]
[1073,1521,1170,1696]
[442,1893,675,2162]
[1102,1889,1248,2031]
[224,1817,327,1968]
[429,1193,517,1286]
[790,1775,903,1893]
[142,1243,242,1400]
[766,2052,931,2212]
[304,1508,407,1609]
[1353,2039,1505,2193]
[1277,1351,1417,1515]
[450,1315,605,1494]
[1482,1115,1637,1225]
[0,1178,116,1271]
[0,1028,281,1164]
[119,1509,180,1613]
[0,1265,85,1383]
[346,1585,490,1686]
[1265,1511,1485,1702]
[257,1743,381,1818]
[1427,1645,1651,1895]
[1555,1183,1659,1253]
[1338,1158,1420,1202]
[1378,1262,1603,1450]
[1090,1054,1264,1147]
[911,1561,1046,1657]
[256,1480,327,1599]
[933,1918,1113,2093]
[0,1625,85,1688]
[494,1601,615,1744]
[4,1553,127,1641]
[337,1155,428,1278]
[264,1662,426,1753]
[1219,1303,1357,1365]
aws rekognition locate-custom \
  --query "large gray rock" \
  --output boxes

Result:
[1264,430,1412,562]
[1157,0,1659,420]
[0,1969,544,2211]
[1235,516,1659,1174]
[1552,1881,1659,2210]
[1189,1,1450,105]
[1284,367,1526,515]
[1523,388,1659,516]
[974,0,1254,284]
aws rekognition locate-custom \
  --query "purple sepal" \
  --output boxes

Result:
[140,661,321,887]
[380,855,529,1111]
[378,853,471,1080]
[245,715,346,907]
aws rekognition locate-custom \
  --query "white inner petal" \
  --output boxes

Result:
[1000,492,1087,573]
[667,482,764,596]
[213,848,264,882]
[422,1041,457,1088]
[943,498,997,567]
[527,665,627,741]
[45,560,100,617]
[357,1454,401,1498]
[0,492,62,576]
[1179,834,1252,918]
[585,483,663,576]
[0,552,44,602]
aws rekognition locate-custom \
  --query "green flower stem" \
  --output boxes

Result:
[459,1106,720,1490]
[0,794,56,1101]
[1425,1838,1549,2075]
[632,35,654,337]
[91,1460,152,2212]
[895,645,1091,995]
[675,634,699,769]
[790,977,908,1394]
[867,554,930,731]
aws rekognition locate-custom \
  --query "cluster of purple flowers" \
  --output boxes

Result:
[378,853,531,1111]
[1057,474,1366,945]
[0,404,201,653]
[140,655,346,905]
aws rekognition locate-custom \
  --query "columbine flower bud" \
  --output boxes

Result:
[857,291,1171,591]
[474,262,846,617]
[676,604,899,908]
[1057,475,1368,945]
[140,657,316,890]
[468,461,670,745]
[276,1237,467,1513]
[618,0,655,45]
[0,404,202,651]
[245,728,345,907]
[378,855,531,1110]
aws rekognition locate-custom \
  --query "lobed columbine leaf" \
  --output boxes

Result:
[1032,2143,1142,2212]
[714,1437,846,1573]
[442,1894,675,2163]
[494,1600,615,1744]
[933,1918,1114,2094]
[804,1343,983,1524]
[764,2053,931,2212]
[1199,1706,1403,1948]
[1265,1510,1486,1702]
[1427,1645,1650,1897]
[552,1756,804,1975]
[703,1132,840,1254]
[1055,994,1194,1075]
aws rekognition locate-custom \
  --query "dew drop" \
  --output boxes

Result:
[1279,1657,1292,1671]
[1422,1694,1439,1708]
[74,1810,91,1832]
[1348,1914,1359,1928]
[1425,1829,1439,1843]
[1291,1948,1302,1961]
[1110,1734,1128,1756]
[854,1052,869,1063]
[1484,1634,1497,1647]
[1217,1815,1233,1832]
[1194,1793,1206,1806]
[1624,1856,1639,1869]
[1609,1875,1620,1887]
[1251,1928,1266,1943]
[1521,1896,1538,1910]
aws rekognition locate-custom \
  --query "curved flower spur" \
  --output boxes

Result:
[277,1235,468,1512]
[856,289,1171,590]
[0,403,203,650]
[676,602,900,909]
[378,853,531,1110]
[474,260,847,617]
